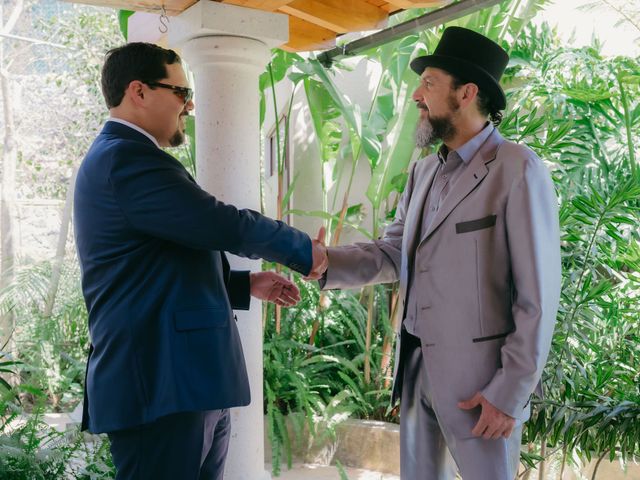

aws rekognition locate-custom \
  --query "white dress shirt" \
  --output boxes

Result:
[107,117,160,148]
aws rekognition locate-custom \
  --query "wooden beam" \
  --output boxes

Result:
[279,0,388,34]
[63,0,195,16]
[220,0,293,11]
[281,15,336,51]
[381,3,400,13]
[384,0,445,8]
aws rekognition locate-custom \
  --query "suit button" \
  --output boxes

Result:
[420,266,429,273]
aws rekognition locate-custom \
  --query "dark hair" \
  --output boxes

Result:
[101,42,182,108]
[450,75,503,126]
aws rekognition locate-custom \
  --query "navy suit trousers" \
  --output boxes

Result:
[108,409,230,480]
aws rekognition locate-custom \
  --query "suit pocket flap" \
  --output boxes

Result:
[472,330,512,343]
[174,307,227,331]
[456,214,497,234]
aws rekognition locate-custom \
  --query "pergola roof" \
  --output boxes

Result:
[68,0,449,51]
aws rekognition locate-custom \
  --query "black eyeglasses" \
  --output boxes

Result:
[146,82,193,104]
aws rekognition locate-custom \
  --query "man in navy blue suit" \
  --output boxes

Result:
[74,42,327,480]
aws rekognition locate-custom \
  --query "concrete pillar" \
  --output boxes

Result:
[171,3,289,479]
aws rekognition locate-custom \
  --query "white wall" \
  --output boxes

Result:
[262,56,386,245]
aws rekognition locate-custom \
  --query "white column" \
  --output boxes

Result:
[171,3,289,480]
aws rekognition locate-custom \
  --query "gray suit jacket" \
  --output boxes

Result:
[323,129,561,438]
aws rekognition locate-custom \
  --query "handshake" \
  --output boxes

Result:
[250,227,328,307]
[307,226,329,280]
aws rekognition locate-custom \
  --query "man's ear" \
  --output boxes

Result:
[460,83,479,108]
[126,80,146,107]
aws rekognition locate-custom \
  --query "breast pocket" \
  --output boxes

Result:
[455,214,497,234]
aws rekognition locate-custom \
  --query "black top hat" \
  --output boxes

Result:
[410,27,509,110]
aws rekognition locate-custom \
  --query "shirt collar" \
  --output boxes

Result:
[437,122,494,165]
[107,117,160,148]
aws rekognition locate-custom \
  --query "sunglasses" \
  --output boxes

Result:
[146,82,193,104]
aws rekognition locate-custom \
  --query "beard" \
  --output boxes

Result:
[168,114,188,147]
[414,95,460,148]
[169,129,185,147]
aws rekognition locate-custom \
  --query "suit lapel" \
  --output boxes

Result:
[419,129,505,244]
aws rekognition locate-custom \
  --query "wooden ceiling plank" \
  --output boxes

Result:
[278,0,388,34]
[281,16,336,51]
[381,3,400,13]
[67,0,453,52]
[220,0,294,11]
[385,0,444,8]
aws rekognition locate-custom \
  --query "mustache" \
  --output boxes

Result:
[416,102,428,111]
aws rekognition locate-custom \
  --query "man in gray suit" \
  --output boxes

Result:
[308,27,561,479]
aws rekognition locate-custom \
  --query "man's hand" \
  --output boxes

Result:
[305,226,328,280]
[458,392,515,439]
[250,271,301,307]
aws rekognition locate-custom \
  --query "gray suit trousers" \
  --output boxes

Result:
[400,334,522,480]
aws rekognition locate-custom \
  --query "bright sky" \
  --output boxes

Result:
[536,0,640,57]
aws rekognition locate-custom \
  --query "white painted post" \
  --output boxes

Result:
[170,3,289,479]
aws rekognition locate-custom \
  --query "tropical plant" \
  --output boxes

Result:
[502,21,640,478]
[0,392,114,480]
[71,435,116,480]
[0,413,77,480]
[263,275,396,473]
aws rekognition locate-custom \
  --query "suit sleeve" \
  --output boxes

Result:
[108,143,312,276]
[321,161,417,290]
[481,153,561,417]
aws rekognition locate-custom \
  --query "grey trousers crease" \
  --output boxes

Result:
[400,334,522,480]
[108,409,231,480]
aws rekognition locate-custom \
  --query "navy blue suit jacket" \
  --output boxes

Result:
[74,121,312,433]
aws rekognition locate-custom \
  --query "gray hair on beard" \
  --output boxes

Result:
[415,112,457,149]
[415,118,435,149]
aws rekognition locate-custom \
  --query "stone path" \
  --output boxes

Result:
[266,463,400,479]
